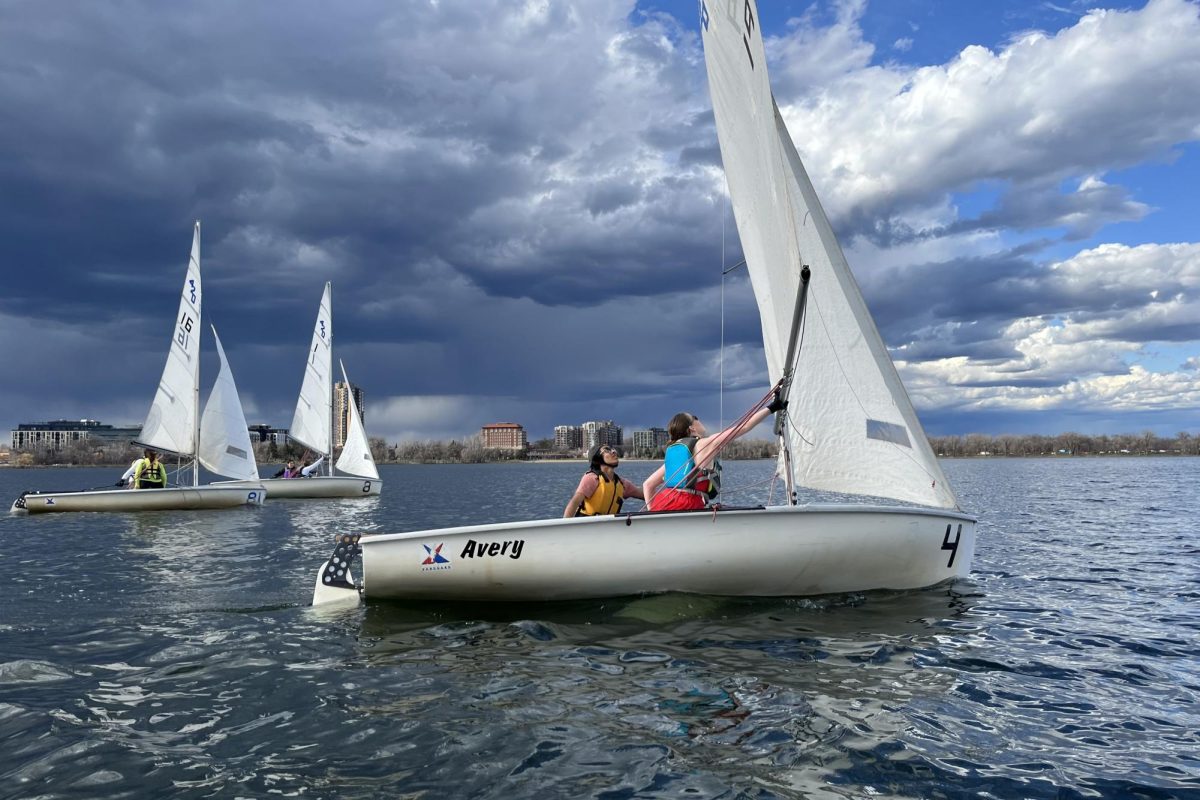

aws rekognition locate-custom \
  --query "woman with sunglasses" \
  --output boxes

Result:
[643,393,786,512]
[563,444,645,517]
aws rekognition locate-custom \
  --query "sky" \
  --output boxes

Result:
[1,0,1197,444]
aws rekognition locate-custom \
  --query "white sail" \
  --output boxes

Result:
[199,326,260,482]
[335,360,379,480]
[138,221,202,458]
[289,282,333,456]
[701,1,956,509]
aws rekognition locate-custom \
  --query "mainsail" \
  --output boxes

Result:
[199,326,260,482]
[289,281,333,456]
[335,360,380,480]
[138,221,202,459]
[701,1,956,509]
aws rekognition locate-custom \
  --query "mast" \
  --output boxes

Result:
[192,220,202,486]
[326,282,334,476]
[774,265,810,504]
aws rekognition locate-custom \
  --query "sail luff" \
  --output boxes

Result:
[701,0,957,509]
[191,222,201,486]
[137,221,203,461]
[325,283,334,476]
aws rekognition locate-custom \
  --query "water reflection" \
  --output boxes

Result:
[122,509,266,614]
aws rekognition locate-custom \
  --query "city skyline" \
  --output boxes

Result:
[1,1,1197,442]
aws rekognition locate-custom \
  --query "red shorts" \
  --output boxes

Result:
[649,488,705,512]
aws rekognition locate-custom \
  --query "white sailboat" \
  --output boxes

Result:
[219,282,382,498]
[312,0,976,605]
[11,223,266,514]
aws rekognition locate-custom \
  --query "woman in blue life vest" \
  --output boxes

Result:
[643,392,786,512]
[563,445,645,517]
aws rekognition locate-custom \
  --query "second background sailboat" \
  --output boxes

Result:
[222,282,382,499]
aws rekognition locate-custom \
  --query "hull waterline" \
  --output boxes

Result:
[314,504,975,604]
[12,485,266,514]
[215,476,381,499]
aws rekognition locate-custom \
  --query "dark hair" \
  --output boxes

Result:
[668,412,694,442]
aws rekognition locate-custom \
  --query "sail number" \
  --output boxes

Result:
[362,481,372,494]
[941,524,962,568]
[741,0,755,69]
[176,312,195,349]
[701,2,755,70]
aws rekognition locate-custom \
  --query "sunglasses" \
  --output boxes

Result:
[599,446,617,454]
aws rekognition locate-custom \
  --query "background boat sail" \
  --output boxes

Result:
[11,223,266,514]
[219,282,382,498]
[312,0,975,605]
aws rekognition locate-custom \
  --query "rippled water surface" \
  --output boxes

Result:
[2,458,1197,799]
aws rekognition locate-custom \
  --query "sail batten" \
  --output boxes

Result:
[701,1,957,509]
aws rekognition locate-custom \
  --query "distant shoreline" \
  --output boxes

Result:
[2,452,1196,469]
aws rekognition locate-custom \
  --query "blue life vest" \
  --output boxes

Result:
[663,440,697,489]
[661,437,721,498]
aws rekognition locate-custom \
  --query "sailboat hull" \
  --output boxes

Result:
[11,485,266,514]
[215,476,381,499]
[327,504,975,603]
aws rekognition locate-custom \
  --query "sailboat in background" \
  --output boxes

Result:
[12,222,267,514]
[221,282,382,498]
[311,0,975,604]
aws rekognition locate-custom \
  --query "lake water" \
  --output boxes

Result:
[1,458,1197,799]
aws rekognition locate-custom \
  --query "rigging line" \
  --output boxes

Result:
[720,184,727,430]
[720,472,778,496]
[805,289,943,486]
[658,381,781,491]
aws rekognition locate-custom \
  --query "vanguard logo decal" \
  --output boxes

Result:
[421,543,451,572]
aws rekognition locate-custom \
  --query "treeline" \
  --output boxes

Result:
[8,431,1198,467]
[930,431,1200,457]
[362,437,780,464]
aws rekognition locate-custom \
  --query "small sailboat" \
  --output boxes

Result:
[11,223,266,514]
[219,282,381,498]
[312,0,975,604]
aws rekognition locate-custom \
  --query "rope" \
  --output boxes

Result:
[658,379,784,492]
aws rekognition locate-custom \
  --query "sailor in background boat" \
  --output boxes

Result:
[128,448,168,490]
[273,460,302,479]
[299,455,323,477]
[643,393,787,512]
[563,445,645,517]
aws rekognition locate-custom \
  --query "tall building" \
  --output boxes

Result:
[333,381,365,449]
[10,419,141,450]
[632,427,669,455]
[581,420,622,450]
[482,423,527,450]
[554,425,583,451]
